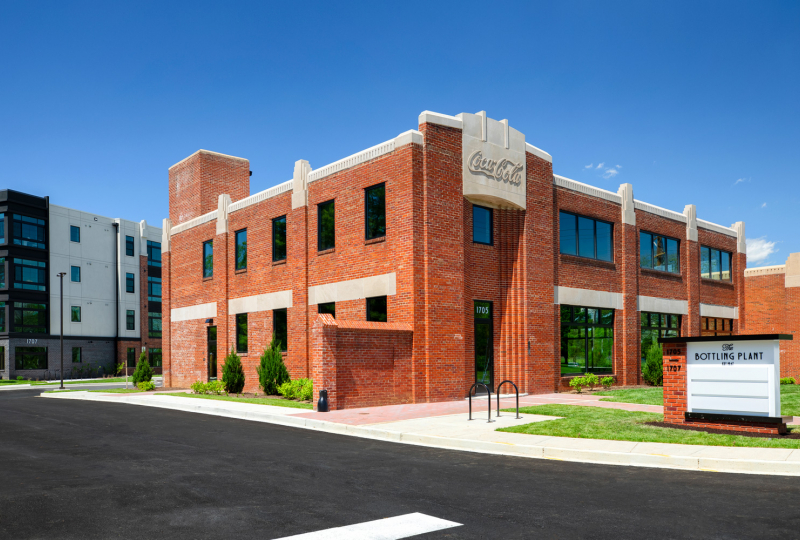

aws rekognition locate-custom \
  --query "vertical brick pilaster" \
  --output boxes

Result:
[290,205,309,377]
[662,341,687,424]
[734,251,747,334]
[216,230,230,371]
[163,251,172,387]
[685,239,701,337]
[620,222,640,385]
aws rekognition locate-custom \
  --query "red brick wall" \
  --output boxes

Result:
[744,272,799,379]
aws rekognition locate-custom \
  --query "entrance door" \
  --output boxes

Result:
[474,300,493,393]
[207,326,217,381]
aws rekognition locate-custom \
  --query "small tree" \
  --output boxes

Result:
[131,351,153,385]
[222,347,245,394]
[642,342,663,386]
[257,334,290,395]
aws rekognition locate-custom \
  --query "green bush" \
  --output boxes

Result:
[16,376,24,381]
[256,335,290,395]
[191,381,207,394]
[569,376,587,393]
[131,352,153,385]
[584,373,599,390]
[137,381,155,391]
[278,378,313,401]
[222,348,245,394]
[780,377,797,385]
[115,363,125,376]
[600,376,614,389]
[207,380,225,395]
[642,342,663,386]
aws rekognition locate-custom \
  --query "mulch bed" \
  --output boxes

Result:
[644,421,800,439]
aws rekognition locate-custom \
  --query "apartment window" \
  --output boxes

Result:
[147,276,161,302]
[150,348,163,368]
[70,225,80,243]
[472,205,493,245]
[126,272,135,293]
[125,235,135,257]
[148,312,162,338]
[0,302,5,332]
[147,240,161,267]
[127,347,136,368]
[0,257,4,288]
[318,200,335,251]
[0,346,5,371]
[14,258,47,291]
[701,317,733,337]
[641,312,680,365]
[274,309,288,352]
[15,347,47,370]
[235,229,247,271]
[366,296,387,322]
[559,211,613,262]
[318,302,335,318]
[236,313,248,353]
[126,310,135,330]
[13,302,47,333]
[640,232,679,273]
[365,183,386,240]
[71,265,81,283]
[560,305,614,375]
[13,214,46,249]
[0,213,5,243]
[72,347,81,363]
[272,216,287,262]
[203,240,213,278]
[701,246,732,281]
[71,306,81,322]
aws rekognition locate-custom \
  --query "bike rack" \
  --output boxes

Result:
[468,382,494,423]
[496,380,522,419]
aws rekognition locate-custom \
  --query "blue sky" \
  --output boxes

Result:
[1,1,797,267]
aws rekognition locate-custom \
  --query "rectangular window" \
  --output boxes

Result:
[126,272,135,293]
[0,257,5,288]
[70,225,81,243]
[71,265,81,283]
[0,346,5,371]
[272,216,287,262]
[72,347,81,363]
[366,296,388,322]
[13,214,46,249]
[472,205,493,245]
[0,213,5,243]
[235,229,247,271]
[147,276,161,301]
[15,347,47,370]
[148,312,162,338]
[149,348,163,368]
[71,306,81,322]
[318,200,335,251]
[126,310,135,330]
[639,232,680,273]
[701,316,733,337]
[559,211,613,262]
[13,302,47,333]
[235,313,248,353]
[273,308,288,352]
[0,301,5,332]
[318,302,335,318]
[125,235,135,257]
[641,312,680,365]
[147,241,162,267]
[14,258,46,291]
[700,246,732,281]
[560,305,614,375]
[203,240,213,278]
[365,183,386,240]
[127,347,136,368]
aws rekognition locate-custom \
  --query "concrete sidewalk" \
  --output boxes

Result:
[41,390,800,476]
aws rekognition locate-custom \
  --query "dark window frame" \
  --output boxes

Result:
[70,225,81,243]
[12,214,46,250]
[700,246,733,282]
[558,210,614,262]
[71,306,81,323]
[472,205,493,245]
[147,276,161,302]
[365,183,386,240]
[147,240,162,267]
[148,312,162,338]
[273,308,288,352]
[560,304,615,375]
[125,272,135,293]
[15,346,47,370]
[126,309,135,331]
[13,302,47,334]
[149,348,163,368]
[366,296,388,322]
[640,312,680,363]
[125,235,135,257]
[236,313,248,353]
[127,347,136,367]
[272,216,287,262]
[203,240,213,278]
[14,258,47,291]
[318,302,335,318]
[72,347,81,363]
[640,231,680,274]
[235,229,247,271]
[71,265,81,283]
[317,200,335,252]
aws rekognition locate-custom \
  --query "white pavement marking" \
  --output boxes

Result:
[272,512,462,539]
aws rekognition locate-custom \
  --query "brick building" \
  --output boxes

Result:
[162,111,747,409]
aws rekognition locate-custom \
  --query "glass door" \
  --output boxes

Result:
[474,301,493,393]
[207,326,217,381]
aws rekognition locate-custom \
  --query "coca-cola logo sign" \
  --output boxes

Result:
[467,150,523,186]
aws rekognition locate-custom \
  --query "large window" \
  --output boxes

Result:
[473,205,493,245]
[126,272,135,293]
[203,240,213,278]
[14,258,46,291]
[701,246,732,281]
[560,305,614,375]
[559,211,613,262]
[0,346,5,371]
[0,258,5,288]
[71,306,81,322]
[365,183,386,240]
[366,296,388,322]
[318,200,335,251]
[148,312,162,338]
[14,302,47,333]
[147,241,161,267]
[126,310,136,330]
[318,302,335,318]
[235,229,247,271]
[72,347,81,363]
[0,213,5,243]
[274,309,288,352]
[127,347,136,368]
[0,301,5,332]
[71,265,81,283]
[272,216,287,262]
[641,312,680,365]
[701,317,733,337]
[147,276,161,302]
[125,235,135,257]
[149,348,163,368]
[236,313,248,353]
[15,347,47,370]
[640,232,679,273]
[70,225,80,243]
[13,214,46,249]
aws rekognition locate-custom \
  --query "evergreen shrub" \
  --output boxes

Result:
[642,342,664,386]
[256,335,290,395]
[222,348,245,394]
[132,352,153,385]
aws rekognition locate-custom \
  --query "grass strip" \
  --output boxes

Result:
[161,392,313,409]
[32,377,160,386]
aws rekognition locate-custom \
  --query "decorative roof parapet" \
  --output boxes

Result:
[170,210,217,236]
[418,111,463,129]
[697,218,738,238]
[308,138,396,184]
[684,205,698,242]
[229,180,293,214]
[618,184,635,225]
[731,221,746,253]
[634,199,687,223]
[525,143,552,163]
[553,175,622,204]
[744,265,786,277]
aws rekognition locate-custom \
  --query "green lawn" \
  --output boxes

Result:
[162,392,313,409]
[499,404,800,449]
[32,377,160,386]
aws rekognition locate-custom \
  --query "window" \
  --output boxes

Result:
[701,246,732,281]
[203,240,213,278]
[125,235,135,257]
[127,347,136,368]
[559,211,613,262]
[0,301,5,332]
[14,258,46,291]
[0,346,5,371]
[71,265,81,283]
[560,305,614,375]
[71,306,81,322]
[126,272,135,293]
[0,213,5,243]
[236,313,248,353]
[365,183,386,240]
[13,214,46,249]
[318,200,335,251]
[366,296,388,322]
[0,257,5,288]
[318,302,335,318]
[149,348,163,368]
[473,205,493,245]
[148,312,162,338]
[126,310,135,330]
[72,347,81,363]
[701,317,733,337]
[274,309,288,352]
[147,276,161,302]
[235,229,247,271]
[640,232,679,273]
[14,302,47,333]
[15,347,47,370]
[70,225,80,243]
[272,216,287,262]
[147,241,161,267]
[641,312,680,365]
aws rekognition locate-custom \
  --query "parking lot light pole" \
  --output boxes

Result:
[57,272,66,390]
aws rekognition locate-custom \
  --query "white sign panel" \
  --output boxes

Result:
[686,340,781,417]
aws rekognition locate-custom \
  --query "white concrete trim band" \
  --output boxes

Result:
[744,265,786,277]
[170,210,217,236]
[309,272,397,306]
[697,218,737,238]
[554,286,623,310]
[637,296,688,315]
[171,302,218,322]
[229,290,293,315]
[699,303,738,320]
[229,180,293,214]
[554,175,623,204]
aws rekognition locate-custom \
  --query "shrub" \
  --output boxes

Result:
[137,381,155,391]
[207,380,225,395]
[256,335,290,395]
[115,363,125,376]
[131,351,153,385]
[278,378,313,401]
[584,373,599,390]
[191,381,207,394]
[780,377,797,385]
[222,348,245,394]
[642,342,663,386]
[600,376,614,389]
[16,376,24,381]
[569,376,587,393]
